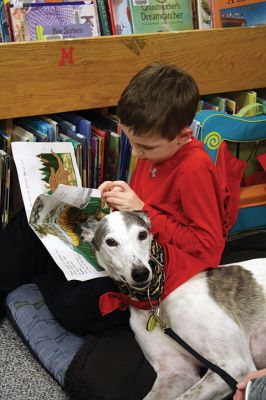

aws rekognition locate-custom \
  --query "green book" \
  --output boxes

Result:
[129,0,194,33]
[96,0,112,35]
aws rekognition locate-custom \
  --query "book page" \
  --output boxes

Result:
[12,142,108,281]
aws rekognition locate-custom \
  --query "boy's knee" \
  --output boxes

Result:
[64,327,156,400]
[51,278,130,335]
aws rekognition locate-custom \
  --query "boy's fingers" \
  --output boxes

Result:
[98,181,112,193]
[102,190,124,199]
[237,381,247,389]
[111,181,130,191]
[104,196,124,206]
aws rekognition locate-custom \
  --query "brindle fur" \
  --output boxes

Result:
[207,266,266,333]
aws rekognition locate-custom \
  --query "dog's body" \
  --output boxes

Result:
[81,211,266,400]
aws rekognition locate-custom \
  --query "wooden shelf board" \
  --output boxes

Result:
[0,26,265,119]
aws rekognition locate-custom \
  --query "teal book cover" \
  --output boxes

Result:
[129,0,193,33]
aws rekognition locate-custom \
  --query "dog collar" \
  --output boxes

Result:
[99,240,166,316]
[113,240,165,302]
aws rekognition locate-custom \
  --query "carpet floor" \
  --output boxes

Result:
[0,317,70,400]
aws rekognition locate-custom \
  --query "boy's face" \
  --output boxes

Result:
[121,125,187,164]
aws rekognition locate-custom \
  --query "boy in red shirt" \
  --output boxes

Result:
[99,63,231,291]
[0,63,232,400]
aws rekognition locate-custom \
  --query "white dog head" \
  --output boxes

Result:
[81,211,153,289]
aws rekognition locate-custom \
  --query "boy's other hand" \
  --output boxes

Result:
[233,369,266,400]
[98,181,144,211]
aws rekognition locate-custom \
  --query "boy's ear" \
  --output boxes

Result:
[176,127,193,145]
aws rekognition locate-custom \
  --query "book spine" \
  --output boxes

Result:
[190,0,198,29]
[107,0,117,34]
[96,0,112,35]
[3,1,13,41]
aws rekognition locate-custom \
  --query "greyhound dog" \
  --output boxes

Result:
[81,210,266,400]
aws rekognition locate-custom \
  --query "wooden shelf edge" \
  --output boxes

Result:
[0,26,266,119]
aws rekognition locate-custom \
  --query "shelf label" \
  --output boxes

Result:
[60,48,74,66]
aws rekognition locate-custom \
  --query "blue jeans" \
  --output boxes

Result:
[248,376,266,400]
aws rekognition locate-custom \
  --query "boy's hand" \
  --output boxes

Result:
[233,369,266,400]
[98,181,144,211]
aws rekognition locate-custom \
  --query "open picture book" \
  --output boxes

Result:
[12,141,109,281]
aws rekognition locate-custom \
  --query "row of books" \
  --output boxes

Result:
[0,0,195,42]
[191,88,266,139]
[200,90,266,116]
[1,88,265,226]
[2,109,137,191]
[2,0,265,43]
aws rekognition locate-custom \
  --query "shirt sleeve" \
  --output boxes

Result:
[143,166,228,266]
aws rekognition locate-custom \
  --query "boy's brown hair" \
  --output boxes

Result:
[117,63,200,140]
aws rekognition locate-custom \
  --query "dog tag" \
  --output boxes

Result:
[146,314,157,332]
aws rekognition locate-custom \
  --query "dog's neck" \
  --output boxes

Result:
[113,240,166,302]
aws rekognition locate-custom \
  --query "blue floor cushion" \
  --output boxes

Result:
[5,283,84,385]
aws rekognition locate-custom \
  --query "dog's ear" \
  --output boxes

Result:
[132,210,151,230]
[80,216,99,244]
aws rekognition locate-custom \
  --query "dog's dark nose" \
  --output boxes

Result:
[131,266,149,283]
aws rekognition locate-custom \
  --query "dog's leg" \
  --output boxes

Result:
[143,363,200,400]
[174,355,256,400]
[251,323,266,369]
[130,308,201,400]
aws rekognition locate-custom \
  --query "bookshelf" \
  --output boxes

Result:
[0,26,266,120]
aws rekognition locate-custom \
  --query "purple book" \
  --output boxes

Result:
[9,0,100,41]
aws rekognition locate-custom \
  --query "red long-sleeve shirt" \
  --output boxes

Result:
[130,138,232,290]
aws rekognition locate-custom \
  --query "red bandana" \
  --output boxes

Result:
[99,292,159,316]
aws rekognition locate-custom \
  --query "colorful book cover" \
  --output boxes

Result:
[15,117,54,141]
[202,95,226,112]
[118,129,131,180]
[196,0,212,29]
[12,124,37,142]
[129,0,194,33]
[59,112,91,187]
[190,0,198,29]
[0,149,10,229]
[9,0,101,41]
[211,0,266,28]
[59,132,83,178]
[104,130,120,181]
[225,98,236,115]
[92,125,106,184]
[91,134,99,188]
[107,0,116,31]
[108,0,132,34]
[198,99,219,111]
[126,153,137,183]
[0,127,11,153]
[41,116,59,141]
[0,0,11,41]
[225,90,257,116]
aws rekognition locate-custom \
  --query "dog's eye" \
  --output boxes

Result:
[106,238,118,247]
[138,231,148,241]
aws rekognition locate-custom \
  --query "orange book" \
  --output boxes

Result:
[239,183,266,209]
[211,0,266,28]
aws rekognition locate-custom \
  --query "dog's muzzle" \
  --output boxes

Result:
[131,264,150,285]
